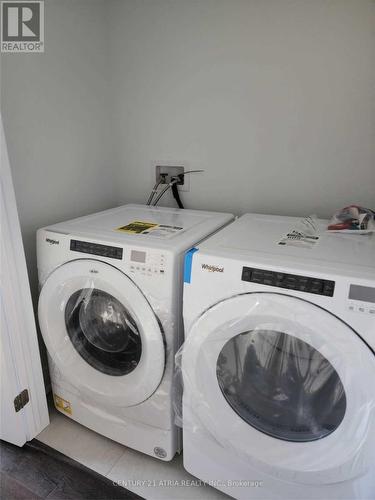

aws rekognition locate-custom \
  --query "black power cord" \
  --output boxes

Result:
[171,175,184,209]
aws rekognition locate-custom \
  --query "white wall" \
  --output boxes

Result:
[108,0,375,216]
[1,0,116,383]
[1,0,116,303]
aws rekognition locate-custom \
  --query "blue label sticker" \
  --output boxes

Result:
[184,247,199,284]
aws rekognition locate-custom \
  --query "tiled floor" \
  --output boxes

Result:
[37,407,229,500]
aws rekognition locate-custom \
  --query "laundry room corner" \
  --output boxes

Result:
[1,0,119,387]
[1,0,117,315]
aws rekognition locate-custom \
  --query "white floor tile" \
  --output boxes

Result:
[37,407,229,499]
[107,447,229,500]
[37,408,125,476]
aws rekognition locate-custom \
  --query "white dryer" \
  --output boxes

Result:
[37,204,233,460]
[181,213,375,498]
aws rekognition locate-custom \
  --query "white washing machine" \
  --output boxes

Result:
[181,213,375,498]
[37,204,233,460]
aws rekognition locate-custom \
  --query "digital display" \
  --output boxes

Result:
[349,285,375,304]
[131,250,146,263]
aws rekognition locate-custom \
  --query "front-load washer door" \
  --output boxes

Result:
[38,259,165,407]
[182,292,375,485]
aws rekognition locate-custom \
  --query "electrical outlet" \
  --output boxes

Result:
[155,165,185,186]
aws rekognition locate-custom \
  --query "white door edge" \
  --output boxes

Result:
[1,115,49,445]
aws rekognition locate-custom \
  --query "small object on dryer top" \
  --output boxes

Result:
[327,205,375,233]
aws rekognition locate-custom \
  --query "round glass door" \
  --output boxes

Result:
[65,288,142,376]
[217,329,346,442]
[38,259,165,407]
[182,292,375,484]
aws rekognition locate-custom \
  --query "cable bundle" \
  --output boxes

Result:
[146,171,203,209]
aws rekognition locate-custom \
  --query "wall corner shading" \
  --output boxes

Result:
[184,248,199,284]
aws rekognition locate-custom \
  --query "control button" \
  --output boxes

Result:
[348,305,355,312]
[285,275,296,281]
[369,309,375,314]
[310,280,323,294]
[242,269,251,281]
[358,307,365,313]
[263,278,274,286]
[284,276,297,289]
[322,281,335,296]
[251,270,264,283]
[263,271,274,278]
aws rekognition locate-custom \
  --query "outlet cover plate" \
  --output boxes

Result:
[155,165,187,189]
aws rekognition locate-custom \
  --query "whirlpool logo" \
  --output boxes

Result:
[46,238,59,245]
[201,263,224,273]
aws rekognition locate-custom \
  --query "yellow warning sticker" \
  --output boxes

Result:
[116,221,159,234]
[54,394,72,415]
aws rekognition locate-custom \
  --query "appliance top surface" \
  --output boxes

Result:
[42,204,233,251]
[198,213,375,278]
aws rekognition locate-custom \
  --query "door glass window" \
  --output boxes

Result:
[217,330,346,442]
[65,289,142,376]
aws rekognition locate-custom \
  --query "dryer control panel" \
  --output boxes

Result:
[241,267,335,297]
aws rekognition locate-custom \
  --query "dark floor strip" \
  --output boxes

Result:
[0,439,142,500]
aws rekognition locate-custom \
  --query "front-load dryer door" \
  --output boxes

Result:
[38,259,165,407]
[182,292,375,485]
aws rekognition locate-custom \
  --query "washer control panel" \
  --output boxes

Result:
[241,267,335,297]
[347,284,375,316]
[70,239,123,260]
[129,249,166,276]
